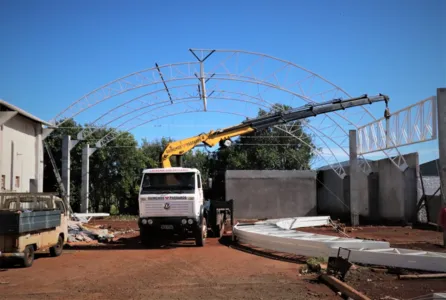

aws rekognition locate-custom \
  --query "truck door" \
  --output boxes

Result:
[197,174,203,203]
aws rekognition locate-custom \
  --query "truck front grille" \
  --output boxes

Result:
[141,201,193,217]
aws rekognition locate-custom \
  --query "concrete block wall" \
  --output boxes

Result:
[225,170,317,219]
[371,153,419,224]
[317,152,420,225]
[316,169,350,220]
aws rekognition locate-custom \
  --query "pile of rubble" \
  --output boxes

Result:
[68,221,115,243]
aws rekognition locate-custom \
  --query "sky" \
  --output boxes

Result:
[1,0,445,167]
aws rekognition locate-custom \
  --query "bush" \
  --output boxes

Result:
[110,205,120,215]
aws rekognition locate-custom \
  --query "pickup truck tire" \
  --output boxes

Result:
[195,217,207,247]
[22,245,34,268]
[50,234,64,257]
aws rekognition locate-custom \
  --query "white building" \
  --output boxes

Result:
[0,99,52,193]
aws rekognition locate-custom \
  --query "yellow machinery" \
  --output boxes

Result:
[160,94,390,168]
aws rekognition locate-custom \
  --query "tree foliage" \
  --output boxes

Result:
[208,104,317,175]
[43,104,316,214]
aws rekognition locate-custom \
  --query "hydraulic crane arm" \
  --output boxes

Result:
[160,94,389,168]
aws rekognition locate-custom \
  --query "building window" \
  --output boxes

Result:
[1,175,5,190]
[15,176,20,188]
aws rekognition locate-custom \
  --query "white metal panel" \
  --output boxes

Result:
[348,247,446,273]
[256,216,331,229]
[233,220,446,273]
[233,223,389,259]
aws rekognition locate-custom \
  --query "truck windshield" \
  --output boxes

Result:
[140,172,196,194]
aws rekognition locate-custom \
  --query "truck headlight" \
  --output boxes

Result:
[181,219,187,225]
[188,219,193,225]
[147,219,153,225]
[141,219,147,225]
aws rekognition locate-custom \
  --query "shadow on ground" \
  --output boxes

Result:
[218,235,307,264]
[0,253,52,270]
[65,235,204,251]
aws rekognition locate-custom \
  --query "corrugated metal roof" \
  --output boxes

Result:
[0,99,54,127]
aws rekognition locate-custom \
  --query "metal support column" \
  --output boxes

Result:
[438,88,446,206]
[349,130,359,226]
[437,88,446,247]
[81,144,96,213]
[61,135,78,208]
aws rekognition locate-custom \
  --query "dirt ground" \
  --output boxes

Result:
[0,219,337,300]
[2,219,446,300]
[298,225,446,299]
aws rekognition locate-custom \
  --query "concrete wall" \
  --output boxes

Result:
[225,170,317,219]
[0,114,43,193]
[317,153,420,225]
[371,153,419,224]
[316,169,350,220]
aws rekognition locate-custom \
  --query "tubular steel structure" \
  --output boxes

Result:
[358,96,437,155]
[233,218,446,273]
[51,49,408,178]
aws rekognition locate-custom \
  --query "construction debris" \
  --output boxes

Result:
[320,274,371,300]
[68,221,115,243]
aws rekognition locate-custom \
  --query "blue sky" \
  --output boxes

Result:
[1,0,445,166]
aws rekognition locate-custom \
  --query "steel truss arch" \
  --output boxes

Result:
[94,108,340,174]
[78,89,275,141]
[53,48,407,176]
[91,97,349,177]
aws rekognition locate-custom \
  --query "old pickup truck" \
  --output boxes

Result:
[0,193,68,267]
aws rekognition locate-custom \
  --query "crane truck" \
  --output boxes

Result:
[137,94,390,247]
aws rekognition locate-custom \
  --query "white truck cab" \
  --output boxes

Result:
[137,167,208,246]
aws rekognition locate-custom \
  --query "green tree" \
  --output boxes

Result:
[43,104,316,216]
[44,121,144,214]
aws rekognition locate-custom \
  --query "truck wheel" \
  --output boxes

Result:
[22,245,34,268]
[195,218,207,247]
[50,234,64,257]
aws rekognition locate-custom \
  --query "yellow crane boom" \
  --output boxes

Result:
[160,94,390,168]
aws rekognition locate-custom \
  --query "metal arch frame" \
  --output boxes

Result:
[97,109,248,148]
[95,108,342,173]
[190,48,353,101]
[78,89,276,141]
[65,72,376,175]
[191,48,408,170]
[87,95,345,174]
[63,73,361,176]
[357,96,437,155]
[69,74,339,132]
[53,48,407,177]
[51,61,201,125]
[93,97,271,147]
[77,83,199,140]
[274,126,347,177]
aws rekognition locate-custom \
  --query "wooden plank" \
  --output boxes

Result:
[320,274,371,300]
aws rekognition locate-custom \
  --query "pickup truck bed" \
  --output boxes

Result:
[0,210,61,235]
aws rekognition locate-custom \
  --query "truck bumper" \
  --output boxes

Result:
[0,251,24,258]
[138,217,200,237]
